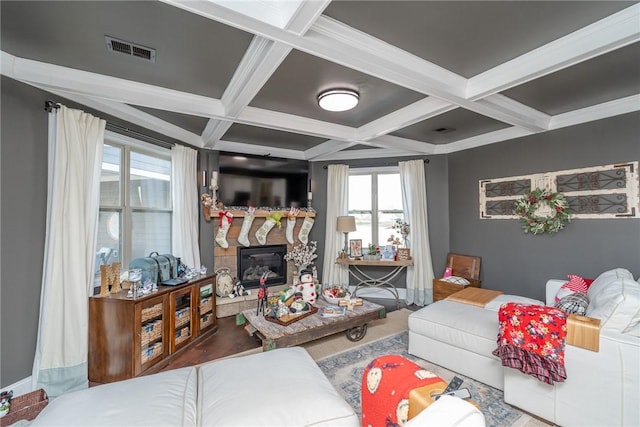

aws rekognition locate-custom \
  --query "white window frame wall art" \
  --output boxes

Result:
[479,161,639,220]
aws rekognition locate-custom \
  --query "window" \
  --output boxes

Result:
[94,133,172,287]
[348,168,404,249]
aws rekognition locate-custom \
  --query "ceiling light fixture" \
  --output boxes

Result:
[318,89,359,112]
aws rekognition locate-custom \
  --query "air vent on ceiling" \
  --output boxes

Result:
[433,127,456,134]
[105,36,156,63]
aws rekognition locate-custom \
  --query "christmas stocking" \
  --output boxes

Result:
[215,211,233,248]
[298,215,315,245]
[255,212,282,245]
[238,206,256,247]
[285,206,300,244]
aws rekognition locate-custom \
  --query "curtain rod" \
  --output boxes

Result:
[322,158,429,169]
[106,123,175,149]
[44,100,60,113]
[44,100,176,150]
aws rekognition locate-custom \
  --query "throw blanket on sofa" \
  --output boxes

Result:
[492,303,568,385]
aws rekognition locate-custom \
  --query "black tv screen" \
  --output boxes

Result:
[218,152,308,209]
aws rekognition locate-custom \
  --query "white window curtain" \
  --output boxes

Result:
[171,145,201,270]
[321,164,350,286]
[32,105,105,397]
[399,159,434,306]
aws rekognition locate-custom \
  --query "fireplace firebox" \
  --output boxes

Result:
[237,244,287,289]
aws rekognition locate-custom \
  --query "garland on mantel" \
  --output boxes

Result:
[514,188,571,235]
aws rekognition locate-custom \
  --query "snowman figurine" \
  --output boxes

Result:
[297,268,317,304]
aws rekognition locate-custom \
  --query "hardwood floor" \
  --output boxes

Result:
[160,315,261,371]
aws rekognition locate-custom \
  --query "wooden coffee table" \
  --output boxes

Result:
[241,299,386,351]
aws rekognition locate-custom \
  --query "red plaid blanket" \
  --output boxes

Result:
[492,303,568,385]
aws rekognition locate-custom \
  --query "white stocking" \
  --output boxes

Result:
[297,216,315,245]
[215,211,233,248]
[238,207,256,247]
[255,219,276,245]
[285,207,300,244]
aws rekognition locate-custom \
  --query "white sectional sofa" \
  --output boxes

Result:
[28,347,359,427]
[408,268,640,426]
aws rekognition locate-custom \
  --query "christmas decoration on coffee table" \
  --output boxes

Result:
[514,188,571,235]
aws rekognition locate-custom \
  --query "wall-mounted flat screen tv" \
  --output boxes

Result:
[218,152,308,209]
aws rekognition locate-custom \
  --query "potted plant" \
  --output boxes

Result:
[363,244,380,260]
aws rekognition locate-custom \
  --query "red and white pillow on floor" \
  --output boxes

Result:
[555,274,594,303]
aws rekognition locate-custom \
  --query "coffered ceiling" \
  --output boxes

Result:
[2,1,638,161]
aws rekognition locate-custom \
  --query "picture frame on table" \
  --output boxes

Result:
[381,245,397,261]
[349,239,363,258]
[397,248,411,261]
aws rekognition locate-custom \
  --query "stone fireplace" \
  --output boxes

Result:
[211,209,315,317]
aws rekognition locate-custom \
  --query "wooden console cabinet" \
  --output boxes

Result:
[89,274,217,383]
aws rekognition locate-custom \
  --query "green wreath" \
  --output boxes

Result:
[514,188,571,235]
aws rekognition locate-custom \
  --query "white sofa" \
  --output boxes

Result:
[28,347,359,426]
[408,268,640,426]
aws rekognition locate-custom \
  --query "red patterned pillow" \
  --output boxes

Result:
[555,274,594,303]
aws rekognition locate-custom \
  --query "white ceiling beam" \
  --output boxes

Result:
[356,97,457,141]
[209,0,302,29]
[237,105,358,141]
[474,94,551,131]
[1,51,225,119]
[46,88,205,147]
[467,4,640,100]
[313,147,425,162]
[434,127,534,155]
[304,139,358,160]
[201,118,233,146]
[284,0,332,35]
[367,134,436,154]
[549,94,640,130]
[201,37,293,147]
[213,139,308,160]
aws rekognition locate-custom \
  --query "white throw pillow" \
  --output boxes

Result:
[586,268,640,335]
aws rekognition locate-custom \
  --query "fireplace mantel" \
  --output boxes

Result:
[204,208,315,222]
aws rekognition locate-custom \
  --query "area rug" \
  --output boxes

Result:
[316,331,539,427]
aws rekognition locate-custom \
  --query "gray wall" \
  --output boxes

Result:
[1,77,49,387]
[310,155,450,286]
[198,150,219,274]
[448,112,640,301]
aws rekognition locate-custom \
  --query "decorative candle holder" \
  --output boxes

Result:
[128,268,142,299]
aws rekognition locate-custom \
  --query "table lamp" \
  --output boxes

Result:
[336,216,357,257]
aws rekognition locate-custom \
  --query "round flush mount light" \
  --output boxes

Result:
[317,89,359,112]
